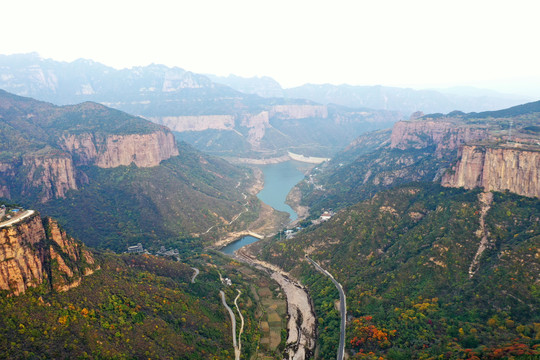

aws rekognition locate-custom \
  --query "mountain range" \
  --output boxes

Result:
[0,89,265,251]
[208,75,530,114]
[0,53,539,359]
[0,53,401,158]
[2,53,532,161]
[254,100,540,358]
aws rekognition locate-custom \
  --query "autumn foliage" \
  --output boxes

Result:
[349,316,396,352]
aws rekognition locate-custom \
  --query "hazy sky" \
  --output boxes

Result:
[2,0,540,95]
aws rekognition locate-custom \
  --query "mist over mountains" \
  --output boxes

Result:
[209,74,531,114]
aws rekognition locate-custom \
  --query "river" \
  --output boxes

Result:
[220,160,306,254]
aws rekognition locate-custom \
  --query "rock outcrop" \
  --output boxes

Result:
[241,111,270,148]
[390,120,490,155]
[0,212,98,295]
[270,104,328,119]
[60,130,179,168]
[153,115,236,132]
[11,129,179,203]
[0,214,46,295]
[442,144,540,198]
[22,152,78,202]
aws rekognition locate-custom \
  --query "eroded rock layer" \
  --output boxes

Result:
[0,213,98,295]
[442,145,540,198]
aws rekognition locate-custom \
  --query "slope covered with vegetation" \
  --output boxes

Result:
[0,251,270,359]
[34,142,254,252]
[0,90,258,251]
[261,184,540,358]
[297,102,540,216]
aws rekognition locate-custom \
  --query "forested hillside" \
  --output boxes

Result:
[261,184,540,358]
[297,101,540,215]
[0,90,257,251]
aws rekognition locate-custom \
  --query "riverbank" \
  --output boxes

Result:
[285,186,309,226]
[208,165,288,249]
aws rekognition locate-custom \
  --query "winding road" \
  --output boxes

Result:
[234,290,244,354]
[306,256,347,360]
[220,290,241,360]
[0,210,35,228]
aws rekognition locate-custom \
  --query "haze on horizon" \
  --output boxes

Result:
[2,0,540,97]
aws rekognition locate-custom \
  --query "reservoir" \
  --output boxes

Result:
[255,160,305,221]
[221,235,259,255]
[220,160,306,254]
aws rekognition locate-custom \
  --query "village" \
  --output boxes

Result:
[126,243,180,261]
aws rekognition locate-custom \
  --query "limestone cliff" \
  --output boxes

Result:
[152,115,236,132]
[442,144,540,198]
[60,130,179,168]
[22,152,78,202]
[390,120,490,155]
[0,213,98,296]
[0,162,16,198]
[241,111,270,148]
[270,104,328,119]
[0,214,46,295]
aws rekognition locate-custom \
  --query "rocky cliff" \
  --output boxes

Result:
[0,90,182,202]
[61,130,179,168]
[241,111,270,148]
[270,104,328,119]
[442,144,540,198]
[390,120,490,155]
[153,115,236,132]
[22,152,78,202]
[0,212,98,295]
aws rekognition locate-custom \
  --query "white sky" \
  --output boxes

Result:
[2,0,540,95]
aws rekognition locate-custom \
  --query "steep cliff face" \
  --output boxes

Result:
[241,111,270,148]
[0,90,183,202]
[60,130,179,168]
[153,115,236,132]
[270,104,328,119]
[0,162,16,198]
[45,218,98,291]
[390,120,490,154]
[0,213,98,295]
[0,214,46,295]
[442,144,540,198]
[22,153,78,202]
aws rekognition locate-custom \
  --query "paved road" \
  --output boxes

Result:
[220,290,240,360]
[0,210,35,228]
[234,290,244,354]
[306,256,347,360]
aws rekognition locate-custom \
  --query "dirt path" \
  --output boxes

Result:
[190,267,199,283]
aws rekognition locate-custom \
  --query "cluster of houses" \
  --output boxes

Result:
[126,243,179,260]
[283,210,335,239]
[310,210,335,226]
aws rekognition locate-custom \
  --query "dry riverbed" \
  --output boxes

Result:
[236,247,317,360]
